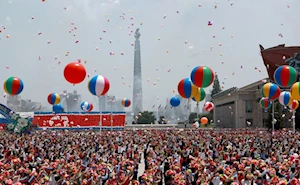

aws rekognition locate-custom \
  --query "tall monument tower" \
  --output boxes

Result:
[133,28,143,116]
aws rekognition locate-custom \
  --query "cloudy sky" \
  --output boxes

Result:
[0,0,299,111]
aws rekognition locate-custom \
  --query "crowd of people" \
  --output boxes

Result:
[0,128,299,185]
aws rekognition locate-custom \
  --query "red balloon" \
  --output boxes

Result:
[64,62,86,84]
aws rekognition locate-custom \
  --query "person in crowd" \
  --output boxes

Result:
[0,128,299,185]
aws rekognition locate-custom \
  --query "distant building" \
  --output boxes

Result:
[7,95,45,112]
[20,99,43,112]
[114,99,125,112]
[99,95,125,112]
[62,90,82,112]
[60,90,68,111]
[99,95,107,111]
[7,95,21,111]
[212,79,275,128]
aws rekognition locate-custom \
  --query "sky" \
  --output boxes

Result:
[0,0,299,111]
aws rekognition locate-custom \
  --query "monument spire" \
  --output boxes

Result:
[133,28,143,116]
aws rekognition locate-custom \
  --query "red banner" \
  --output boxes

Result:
[32,114,125,128]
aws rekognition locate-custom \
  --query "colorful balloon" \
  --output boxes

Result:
[47,93,61,105]
[193,122,199,128]
[259,97,272,109]
[290,82,300,100]
[274,65,298,87]
[192,88,206,102]
[88,75,110,96]
[190,66,214,88]
[278,91,293,106]
[3,77,24,96]
[170,97,180,107]
[53,104,63,113]
[89,103,94,112]
[177,78,198,99]
[64,62,86,84]
[261,83,280,100]
[200,117,208,124]
[204,102,214,112]
[121,98,131,107]
[289,100,299,110]
[81,101,93,112]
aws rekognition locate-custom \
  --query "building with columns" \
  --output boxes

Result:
[212,79,271,128]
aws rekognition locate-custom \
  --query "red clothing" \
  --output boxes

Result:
[180,157,184,169]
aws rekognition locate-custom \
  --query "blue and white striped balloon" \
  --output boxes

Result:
[88,75,110,97]
[81,101,92,112]
[278,91,293,106]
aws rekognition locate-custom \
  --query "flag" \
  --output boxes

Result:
[158,104,161,109]
[152,105,155,109]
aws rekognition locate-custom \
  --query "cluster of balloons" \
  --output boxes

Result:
[170,66,216,126]
[260,65,299,111]
[45,62,111,113]
[171,66,215,107]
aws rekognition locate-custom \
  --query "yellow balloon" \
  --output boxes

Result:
[290,82,300,100]
[192,88,206,102]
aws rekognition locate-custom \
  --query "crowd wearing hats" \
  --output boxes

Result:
[0,129,299,185]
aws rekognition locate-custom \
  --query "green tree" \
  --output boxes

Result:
[189,112,213,124]
[266,101,284,130]
[274,102,285,129]
[159,116,166,124]
[137,111,156,124]
[189,112,198,124]
[210,74,221,123]
[211,74,222,97]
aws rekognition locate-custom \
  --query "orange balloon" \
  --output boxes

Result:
[200,117,208,124]
[64,62,86,84]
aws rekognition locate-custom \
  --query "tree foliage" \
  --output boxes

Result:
[189,112,213,124]
[211,74,222,97]
[266,101,285,130]
[136,111,156,124]
[189,112,198,124]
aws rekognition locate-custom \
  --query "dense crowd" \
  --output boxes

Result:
[0,129,299,185]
